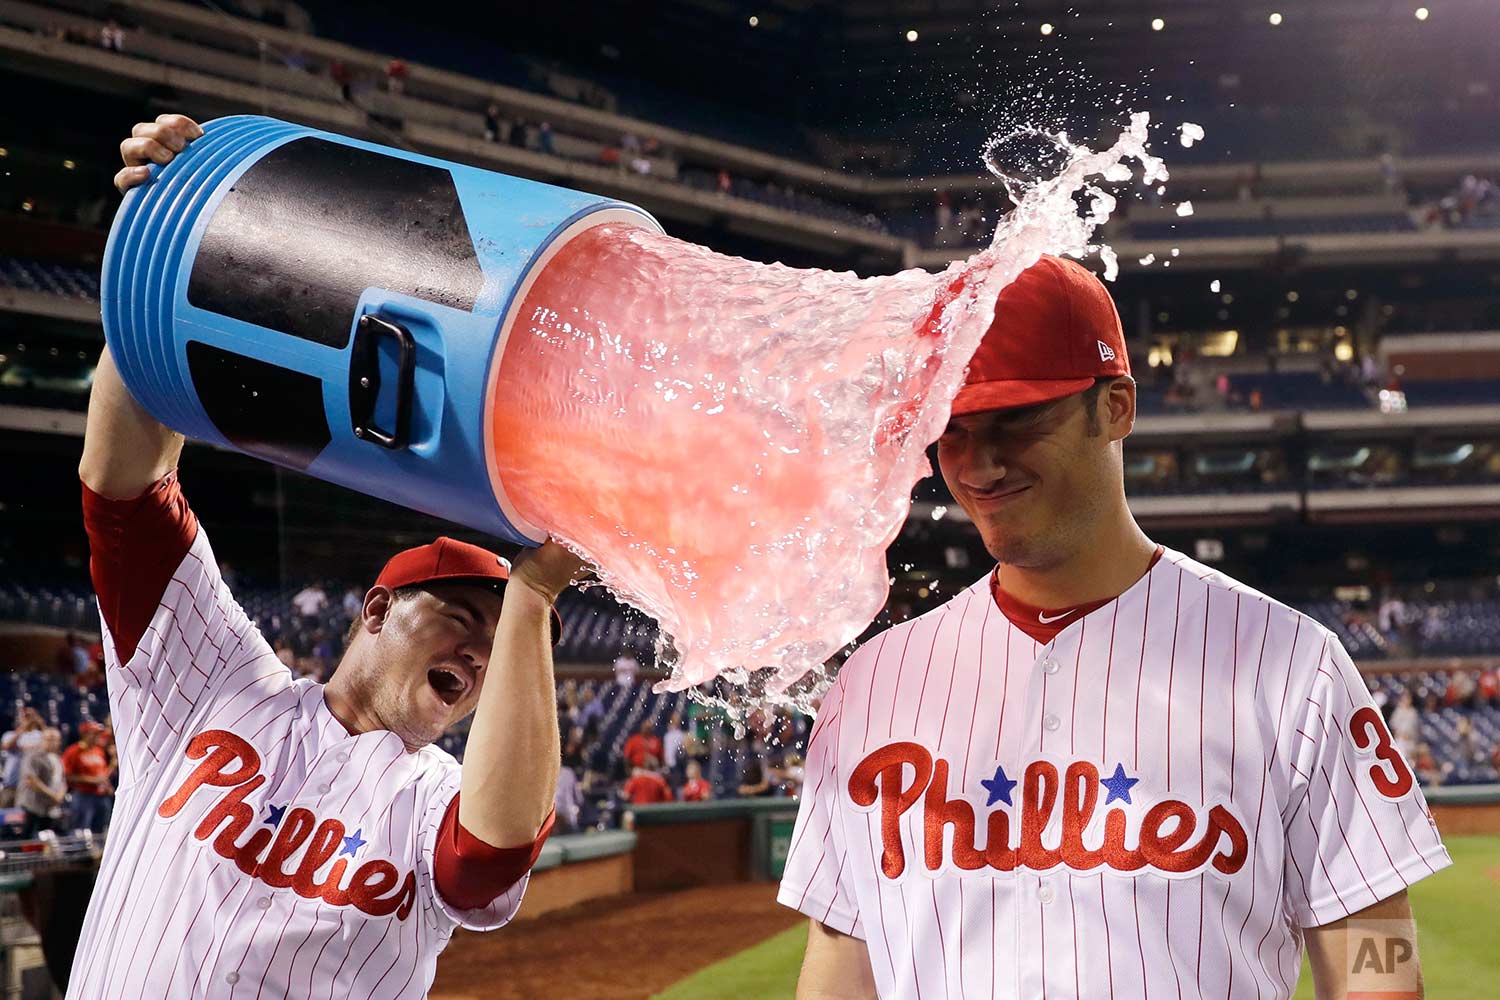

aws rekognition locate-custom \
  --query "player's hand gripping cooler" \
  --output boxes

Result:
[102,114,1155,694]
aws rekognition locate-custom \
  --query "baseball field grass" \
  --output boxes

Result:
[653,834,1500,999]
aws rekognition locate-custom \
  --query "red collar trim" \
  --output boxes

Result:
[991,546,1165,644]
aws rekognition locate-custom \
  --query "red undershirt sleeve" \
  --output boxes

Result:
[81,472,199,665]
[432,795,556,911]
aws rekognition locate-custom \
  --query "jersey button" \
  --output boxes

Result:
[1038,883,1055,904]
[1043,714,1061,732]
[337,751,351,763]
[225,972,240,985]
[257,896,272,910]
[318,783,332,795]
[1042,658,1060,675]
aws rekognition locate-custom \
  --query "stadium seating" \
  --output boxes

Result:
[1301,596,1500,660]
[1131,214,1418,241]
[1400,380,1500,407]
[0,2,874,234]
[0,576,662,672]
[1227,372,1371,411]
[10,573,1500,667]
[0,257,100,299]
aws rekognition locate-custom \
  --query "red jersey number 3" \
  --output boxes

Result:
[1347,706,1416,799]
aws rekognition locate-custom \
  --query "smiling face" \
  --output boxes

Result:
[343,581,505,749]
[937,379,1133,569]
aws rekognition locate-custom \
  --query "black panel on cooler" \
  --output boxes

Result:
[186,342,332,469]
[186,137,484,349]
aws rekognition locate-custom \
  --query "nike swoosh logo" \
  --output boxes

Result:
[1037,610,1075,624]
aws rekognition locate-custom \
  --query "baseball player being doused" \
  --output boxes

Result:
[780,255,1450,999]
[65,115,582,998]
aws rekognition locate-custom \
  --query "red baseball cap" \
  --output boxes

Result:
[951,255,1129,416]
[375,537,562,645]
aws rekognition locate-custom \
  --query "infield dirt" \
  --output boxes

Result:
[430,882,802,1000]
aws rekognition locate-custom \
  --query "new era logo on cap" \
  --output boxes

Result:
[1098,340,1117,363]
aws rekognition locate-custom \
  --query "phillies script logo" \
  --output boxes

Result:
[848,743,1249,881]
[158,730,417,920]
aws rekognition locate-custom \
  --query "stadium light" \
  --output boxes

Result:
[1040,23,1054,35]
[1151,18,1165,31]
[906,29,919,42]
[1415,7,1430,20]
[62,159,76,170]
[1269,13,1283,26]
[748,14,758,27]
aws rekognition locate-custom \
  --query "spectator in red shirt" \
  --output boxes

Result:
[329,60,352,101]
[622,757,673,805]
[679,760,712,802]
[385,58,408,94]
[622,720,663,770]
[1477,668,1499,706]
[62,722,114,833]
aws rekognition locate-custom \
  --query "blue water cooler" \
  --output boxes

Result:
[100,115,661,545]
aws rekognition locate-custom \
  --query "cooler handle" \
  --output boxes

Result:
[349,313,415,450]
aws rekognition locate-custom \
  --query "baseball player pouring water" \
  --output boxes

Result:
[781,255,1450,998]
[65,114,581,998]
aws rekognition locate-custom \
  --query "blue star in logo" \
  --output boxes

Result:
[980,764,1017,807]
[340,828,367,858]
[264,803,286,828]
[1099,763,1140,806]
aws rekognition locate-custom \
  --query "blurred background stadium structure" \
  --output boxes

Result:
[2,0,1500,995]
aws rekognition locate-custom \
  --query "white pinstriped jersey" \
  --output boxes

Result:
[68,526,525,999]
[778,548,1450,999]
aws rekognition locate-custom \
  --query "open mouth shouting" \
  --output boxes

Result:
[426,663,474,707]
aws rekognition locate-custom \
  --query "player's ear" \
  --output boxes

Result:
[1103,377,1136,443]
[361,586,396,635]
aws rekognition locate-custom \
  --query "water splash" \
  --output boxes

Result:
[490,113,1168,714]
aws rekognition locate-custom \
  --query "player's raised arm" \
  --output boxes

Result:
[78,347,184,499]
[456,541,579,847]
[79,114,203,499]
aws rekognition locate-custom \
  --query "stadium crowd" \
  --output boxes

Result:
[0,707,114,839]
